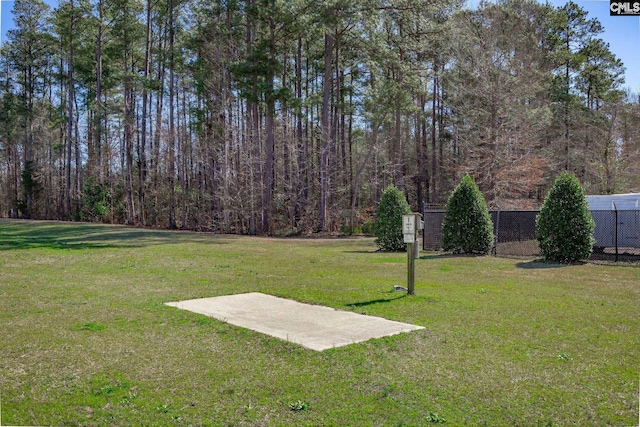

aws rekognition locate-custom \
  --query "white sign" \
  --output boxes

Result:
[404,233,415,243]
[402,215,415,234]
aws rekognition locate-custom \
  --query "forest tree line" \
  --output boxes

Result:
[0,0,638,234]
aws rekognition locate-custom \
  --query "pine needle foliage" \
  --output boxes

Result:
[442,175,494,254]
[375,185,411,252]
[536,172,595,263]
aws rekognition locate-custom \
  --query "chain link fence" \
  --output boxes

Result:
[590,210,640,261]
[423,209,640,262]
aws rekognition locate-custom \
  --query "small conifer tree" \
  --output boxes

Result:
[536,172,595,263]
[375,185,411,251]
[442,175,494,254]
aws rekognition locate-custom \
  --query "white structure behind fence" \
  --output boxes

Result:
[587,194,640,249]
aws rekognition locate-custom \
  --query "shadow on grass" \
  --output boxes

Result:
[343,248,428,254]
[418,253,490,260]
[0,219,234,251]
[418,254,450,260]
[515,260,569,269]
[342,251,491,260]
[345,294,407,308]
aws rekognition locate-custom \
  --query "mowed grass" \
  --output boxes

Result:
[0,220,638,427]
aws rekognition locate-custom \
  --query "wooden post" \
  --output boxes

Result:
[407,242,415,295]
[403,213,422,296]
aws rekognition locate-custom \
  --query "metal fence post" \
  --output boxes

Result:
[613,202,619,262]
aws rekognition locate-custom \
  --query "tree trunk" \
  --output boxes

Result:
[95,0,104,182]
[319,32,334,232]
[261,22,276,233]
[430,68,438,204]
[295,37,304,225]
[139,0,152,226]
[168,0,177,229]
[65,0,75,218]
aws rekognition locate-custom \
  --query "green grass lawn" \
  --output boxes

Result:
[1,219,638,426]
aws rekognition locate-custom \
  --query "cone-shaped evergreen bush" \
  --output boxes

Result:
[442,175,494,254]
[536,172,595,263]
[375,185,411,251]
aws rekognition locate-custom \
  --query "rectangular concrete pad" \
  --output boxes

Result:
[165,292,424,351]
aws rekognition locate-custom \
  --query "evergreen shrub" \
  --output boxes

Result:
[375,185,411,251]
[80,177,111,222]
[536,172,595,263]
[442,175,494,254]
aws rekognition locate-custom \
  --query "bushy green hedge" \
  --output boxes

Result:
[375,185,411,251]
[79,177,111,222]
[536,172,594,263]
[442,175,494,254]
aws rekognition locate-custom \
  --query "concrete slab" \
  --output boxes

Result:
[165,292,424,351]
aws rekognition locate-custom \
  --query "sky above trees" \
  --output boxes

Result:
[464,0,640,92]
[542,0,639,92]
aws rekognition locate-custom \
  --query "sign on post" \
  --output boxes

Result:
[403,213,421,295]
[403,214,416,242]
[403,214,416,235]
